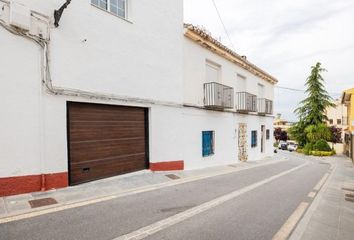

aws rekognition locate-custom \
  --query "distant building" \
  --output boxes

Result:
[325,99,348,154]
[273,114,295,132]
[341,88,354,161]
[325,100,347,127]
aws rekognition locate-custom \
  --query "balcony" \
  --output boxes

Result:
[257,98,273,115]
[204,82,234,109]
[235,92,257,113]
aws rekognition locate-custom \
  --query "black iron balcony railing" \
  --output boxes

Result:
[235,92,257,112]
[257,98,273,114]
[204,82,234,109]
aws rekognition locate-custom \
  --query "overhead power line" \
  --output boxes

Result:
[211,0,236,51]
[275,86,341,96]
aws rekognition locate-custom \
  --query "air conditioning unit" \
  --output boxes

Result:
[9,1,31,31]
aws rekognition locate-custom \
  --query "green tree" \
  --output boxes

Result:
[290,62,334,147]
[295,62,334,125]
[304,124,332,143]
[288,121,307,147]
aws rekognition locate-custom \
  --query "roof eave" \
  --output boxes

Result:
[184,24,278,85]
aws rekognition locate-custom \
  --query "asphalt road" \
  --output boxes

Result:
[0,152,329,240]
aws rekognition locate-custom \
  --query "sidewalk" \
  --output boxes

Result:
[290,154,354,240]
[0,157,283,220]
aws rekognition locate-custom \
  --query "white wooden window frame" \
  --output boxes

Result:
[91,0,128,20]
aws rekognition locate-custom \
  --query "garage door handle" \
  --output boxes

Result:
[82,167,91,173]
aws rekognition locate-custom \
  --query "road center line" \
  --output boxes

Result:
[113,163,308,240]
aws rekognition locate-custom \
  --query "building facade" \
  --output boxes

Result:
[0,0,277,196]
[342,88,354,160]
[325,99,348,153]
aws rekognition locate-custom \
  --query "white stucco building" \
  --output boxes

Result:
[0,0,277,196]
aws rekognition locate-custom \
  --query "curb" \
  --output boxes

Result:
[288,160,337,240]
[0,158,287,223]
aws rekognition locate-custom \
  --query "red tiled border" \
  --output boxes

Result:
[150,161,184,171]
[0,172,68,197]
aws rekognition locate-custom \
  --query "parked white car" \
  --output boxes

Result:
[278,141,286,149]
[287,142,298,152]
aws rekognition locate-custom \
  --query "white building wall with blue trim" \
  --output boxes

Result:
[0,0,276,196]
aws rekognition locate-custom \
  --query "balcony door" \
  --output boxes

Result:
[258,83,265,98]
[206,61,220,83]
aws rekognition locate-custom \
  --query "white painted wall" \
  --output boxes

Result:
[7,0,184,103]
[182,36,275,164]
[150,106,274,169]
[0,27,42,177]
[183,37,274,107]
[0,0,184,177]
[0,0,275,181]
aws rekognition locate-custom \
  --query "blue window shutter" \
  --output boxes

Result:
[202,132,207,156]
[202,131,213,157]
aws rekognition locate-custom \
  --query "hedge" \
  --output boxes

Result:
[310,150,335,157]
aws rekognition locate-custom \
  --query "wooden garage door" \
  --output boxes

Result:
[67,102,148,185]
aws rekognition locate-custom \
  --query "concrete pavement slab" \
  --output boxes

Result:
[300,220,337,240]
[290,154,354,240]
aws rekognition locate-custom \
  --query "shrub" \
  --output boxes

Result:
[273,142,278,147]
[313,139,331,151]
[303,143,313,155]
[310,151,334,156]
[296,148,304,154]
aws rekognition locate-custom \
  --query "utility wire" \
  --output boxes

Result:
[275,85,341,96]
[211,0,236,51]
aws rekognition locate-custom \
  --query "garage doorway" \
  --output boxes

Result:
[67,102,149,185]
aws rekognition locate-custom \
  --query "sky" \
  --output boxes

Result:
[184,0,354,122]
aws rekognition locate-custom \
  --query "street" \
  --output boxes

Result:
[0,152,329,240]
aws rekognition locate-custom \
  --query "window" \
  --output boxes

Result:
[329,119,333,124]
[337,119,341,125]
[257,83,265,98]
[237,74,246,92]
[202,131,214,157]
[266,129,270,140]
[251,130,257,148]
[91,0,127,19]
[206,61,220,83]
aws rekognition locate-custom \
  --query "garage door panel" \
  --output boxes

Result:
[68,102,148,185]
[70,154,146,185]
[69,123,145,142]
[70,138,145,163]
[69,104,145,122]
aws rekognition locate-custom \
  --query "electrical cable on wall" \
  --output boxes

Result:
[0,0,184,109]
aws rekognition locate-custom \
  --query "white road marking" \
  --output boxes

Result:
[112,163,308,240]
[0,158,288,224]
[313,173,329,191]
[272,202,309,240]
[307,192,316,198]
